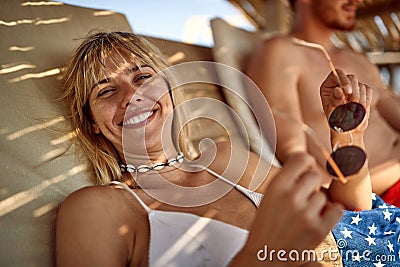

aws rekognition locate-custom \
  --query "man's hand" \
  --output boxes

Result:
[320,69,373,133]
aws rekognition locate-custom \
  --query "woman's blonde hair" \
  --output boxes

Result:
[62,31,171,184]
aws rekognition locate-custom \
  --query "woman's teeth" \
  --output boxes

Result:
[123,111,153,126]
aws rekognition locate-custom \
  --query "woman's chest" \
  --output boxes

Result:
[124,189,256,266]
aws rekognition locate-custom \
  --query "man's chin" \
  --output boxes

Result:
[332,22,356,32]
[343,24,356,31]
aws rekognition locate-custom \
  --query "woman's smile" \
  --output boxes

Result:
[122,109,156,129]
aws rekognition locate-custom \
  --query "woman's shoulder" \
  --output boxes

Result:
[57,186,120,222]
[60,185,116,207]
[56,186,149,265]
[57,184,144,223]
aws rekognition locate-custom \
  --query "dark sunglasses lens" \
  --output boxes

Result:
[328,102,366,132]
[326,146,366,177]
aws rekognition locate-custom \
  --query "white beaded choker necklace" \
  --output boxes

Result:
[120,152,184,174]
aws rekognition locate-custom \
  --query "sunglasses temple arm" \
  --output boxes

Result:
[273,109,347,184]
[291,38,343,88]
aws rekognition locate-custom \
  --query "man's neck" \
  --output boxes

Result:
[290,16,336,52]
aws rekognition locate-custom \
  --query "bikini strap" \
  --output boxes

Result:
[109,181,152,213]
[204,167,264,208]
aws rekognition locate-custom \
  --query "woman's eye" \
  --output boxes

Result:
[134,74,152,84]
[98,88,116,97]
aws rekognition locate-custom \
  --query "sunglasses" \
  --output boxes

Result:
[273,102,367,184]
[279,38,369,183]
[326,101,367,178]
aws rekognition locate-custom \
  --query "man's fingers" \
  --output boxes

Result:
[336,69,352,94]
[323,69,346,88]
[360,83,367,106]
[333,87,345,102]
[347,74,359,102]
[366,85,373,110]
[357,82,373,112]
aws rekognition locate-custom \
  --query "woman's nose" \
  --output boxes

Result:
[120,84,143,108]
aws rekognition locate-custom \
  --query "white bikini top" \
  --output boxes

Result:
[110,167,264,267]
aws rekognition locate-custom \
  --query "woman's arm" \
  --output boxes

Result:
[320,70,373,210]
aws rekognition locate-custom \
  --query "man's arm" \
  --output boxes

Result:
[246,37,307,163]
[377,89,400,132]
[320,70,373,210]
[356,55,400,132]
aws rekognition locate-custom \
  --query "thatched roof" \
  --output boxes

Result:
[339,0,399,51]
[228,0,400,63]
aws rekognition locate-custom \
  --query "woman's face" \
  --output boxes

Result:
[88,53,173,156]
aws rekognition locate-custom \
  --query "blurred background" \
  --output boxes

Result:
[61,0,400,92]
[61,0,255,47]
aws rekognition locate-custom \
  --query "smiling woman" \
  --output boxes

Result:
[62,31,173,183]
[1,0,255,264]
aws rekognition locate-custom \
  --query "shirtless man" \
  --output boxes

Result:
[247,0,400,194]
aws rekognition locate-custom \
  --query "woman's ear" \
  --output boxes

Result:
[89,109,101,134]
[92,122,101,134]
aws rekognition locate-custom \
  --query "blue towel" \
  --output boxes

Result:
[332,194,400,266]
